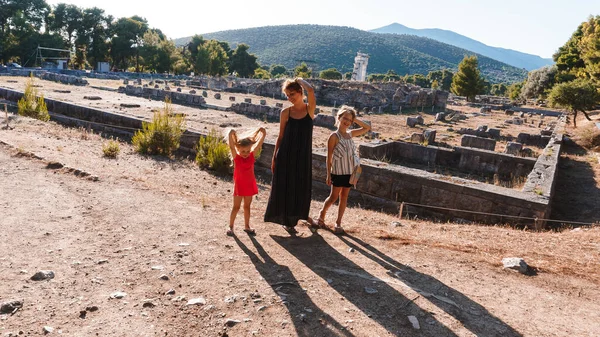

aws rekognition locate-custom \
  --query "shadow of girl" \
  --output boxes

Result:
[337,234,523,337]
[232,235,354,337]
[270,234,459,336]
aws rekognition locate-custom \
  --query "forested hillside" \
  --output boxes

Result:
[175,25,527,83]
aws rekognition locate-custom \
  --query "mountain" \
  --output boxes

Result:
[371,23,553,71]
[174,24,528,83]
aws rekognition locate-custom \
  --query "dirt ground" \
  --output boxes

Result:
[1,76,600,336]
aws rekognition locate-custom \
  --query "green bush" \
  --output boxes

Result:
[196,128,231,173]
[132,98,185,157]
[18,76,50,121]
[102,138,121,158]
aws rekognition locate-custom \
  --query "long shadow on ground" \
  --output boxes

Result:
[551,140,600,226]
[233,235,354,337]
[335,234,523,337]
[271,233,462,336]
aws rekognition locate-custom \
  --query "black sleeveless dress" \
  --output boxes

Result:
[264,107,313,227]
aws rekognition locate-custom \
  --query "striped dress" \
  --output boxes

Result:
[331,130,357,175]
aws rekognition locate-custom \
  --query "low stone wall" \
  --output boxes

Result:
[122,85,205,107]
[5,69,88,85]
[359,141,536,180]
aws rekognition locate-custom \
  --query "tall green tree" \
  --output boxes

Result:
[450,55,485,101]
[0,0,50,64]
[205,39,228,76]
[548,78,600,127]
[48,3,82,48]
[110,16,148,71]
[507,82,523,100]
[490,83,508,97]
[229,43,258,77]
[75,7,112,70]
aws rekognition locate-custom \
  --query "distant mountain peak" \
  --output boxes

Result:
[371,23,553,71]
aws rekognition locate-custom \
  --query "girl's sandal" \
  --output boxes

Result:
[243,228,256,236]
[226,228,234,237]
[317,218,327,229]
[333,226,345,235]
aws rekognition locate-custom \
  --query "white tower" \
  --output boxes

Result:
[351,52,369,81]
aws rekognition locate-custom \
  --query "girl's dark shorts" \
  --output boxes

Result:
[331,174,353,188]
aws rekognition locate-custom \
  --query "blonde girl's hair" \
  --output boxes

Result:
[335,105,357,127]
[281,78,302,94]
[229,128,262,148]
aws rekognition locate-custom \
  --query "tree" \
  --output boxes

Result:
[294,62,311,78]
[548,78,600,127]
[75,7,112,70]
[48,3,82,48]
[521,65,557,99]
[490,83,508,97]
[450,55,485,101]
[406,74,430,88]
[270,64,286,77]
[384,69,401,82]
[253,68,271,79]
[205,39,228,76]
[427,69,454,91]
[110,16,148,71]
[319,68,342,80]
[507,82,523,100]
[229,43,258,77]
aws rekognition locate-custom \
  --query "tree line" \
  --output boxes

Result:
[0,1,261,76]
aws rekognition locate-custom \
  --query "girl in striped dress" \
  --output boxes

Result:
[310,106,371,234]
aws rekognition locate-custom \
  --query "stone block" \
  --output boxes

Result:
[275,102,284,108]
[189,90,196,94]
[423,129,436,144]
[406,116,424,128]
[202,91,208,97]
[244,98,252,103]
[410,133,424,143]
[214,93,221,99]
[260,99,267,105]
[176,87,182,92]
[505,109,515,116]
[505,142,523,155]
[314,114,335,127]
[435,112,446,122]
[487,128,501,138]
[476,125,488,132]
[461,135,496,151]
[540,129,552,136]
[229,96,236,101]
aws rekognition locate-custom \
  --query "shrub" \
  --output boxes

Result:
[196,128,231,173]
[132,98,185,157]
[102,138,121,158]
[18,76,50,121]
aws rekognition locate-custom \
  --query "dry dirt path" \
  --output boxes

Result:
[0,115,599,336]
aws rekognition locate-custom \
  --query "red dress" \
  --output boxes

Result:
[233,152,258,196]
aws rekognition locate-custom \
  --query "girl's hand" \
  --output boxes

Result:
[326,175,332,186]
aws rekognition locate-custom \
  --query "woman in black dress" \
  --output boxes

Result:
[264,78,316,235]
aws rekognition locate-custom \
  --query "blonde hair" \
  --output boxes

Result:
[335,105,357,127]
[229,128,262,148]
[281,78,302,94]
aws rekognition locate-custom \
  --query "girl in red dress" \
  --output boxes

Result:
[227,127,266,236]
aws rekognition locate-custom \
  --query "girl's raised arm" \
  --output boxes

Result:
[350,118,372,138]
[296,78,316,119]
[251,127,267,153]
[227,129,238,157]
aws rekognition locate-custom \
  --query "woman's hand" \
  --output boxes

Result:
[271,157,276,173]
[326,175,332,186]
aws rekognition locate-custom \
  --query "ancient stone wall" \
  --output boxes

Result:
[359,141,536,180]
[122,85,205,106]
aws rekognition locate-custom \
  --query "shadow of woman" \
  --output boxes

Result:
[337,233,523,337]
[271,233,460,336]
[232,235,355,337]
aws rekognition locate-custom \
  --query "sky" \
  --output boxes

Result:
[46,0,600,59]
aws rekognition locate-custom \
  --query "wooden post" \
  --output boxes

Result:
[399,202,405,219]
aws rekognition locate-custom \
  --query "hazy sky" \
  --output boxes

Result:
[46,0,600,59]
